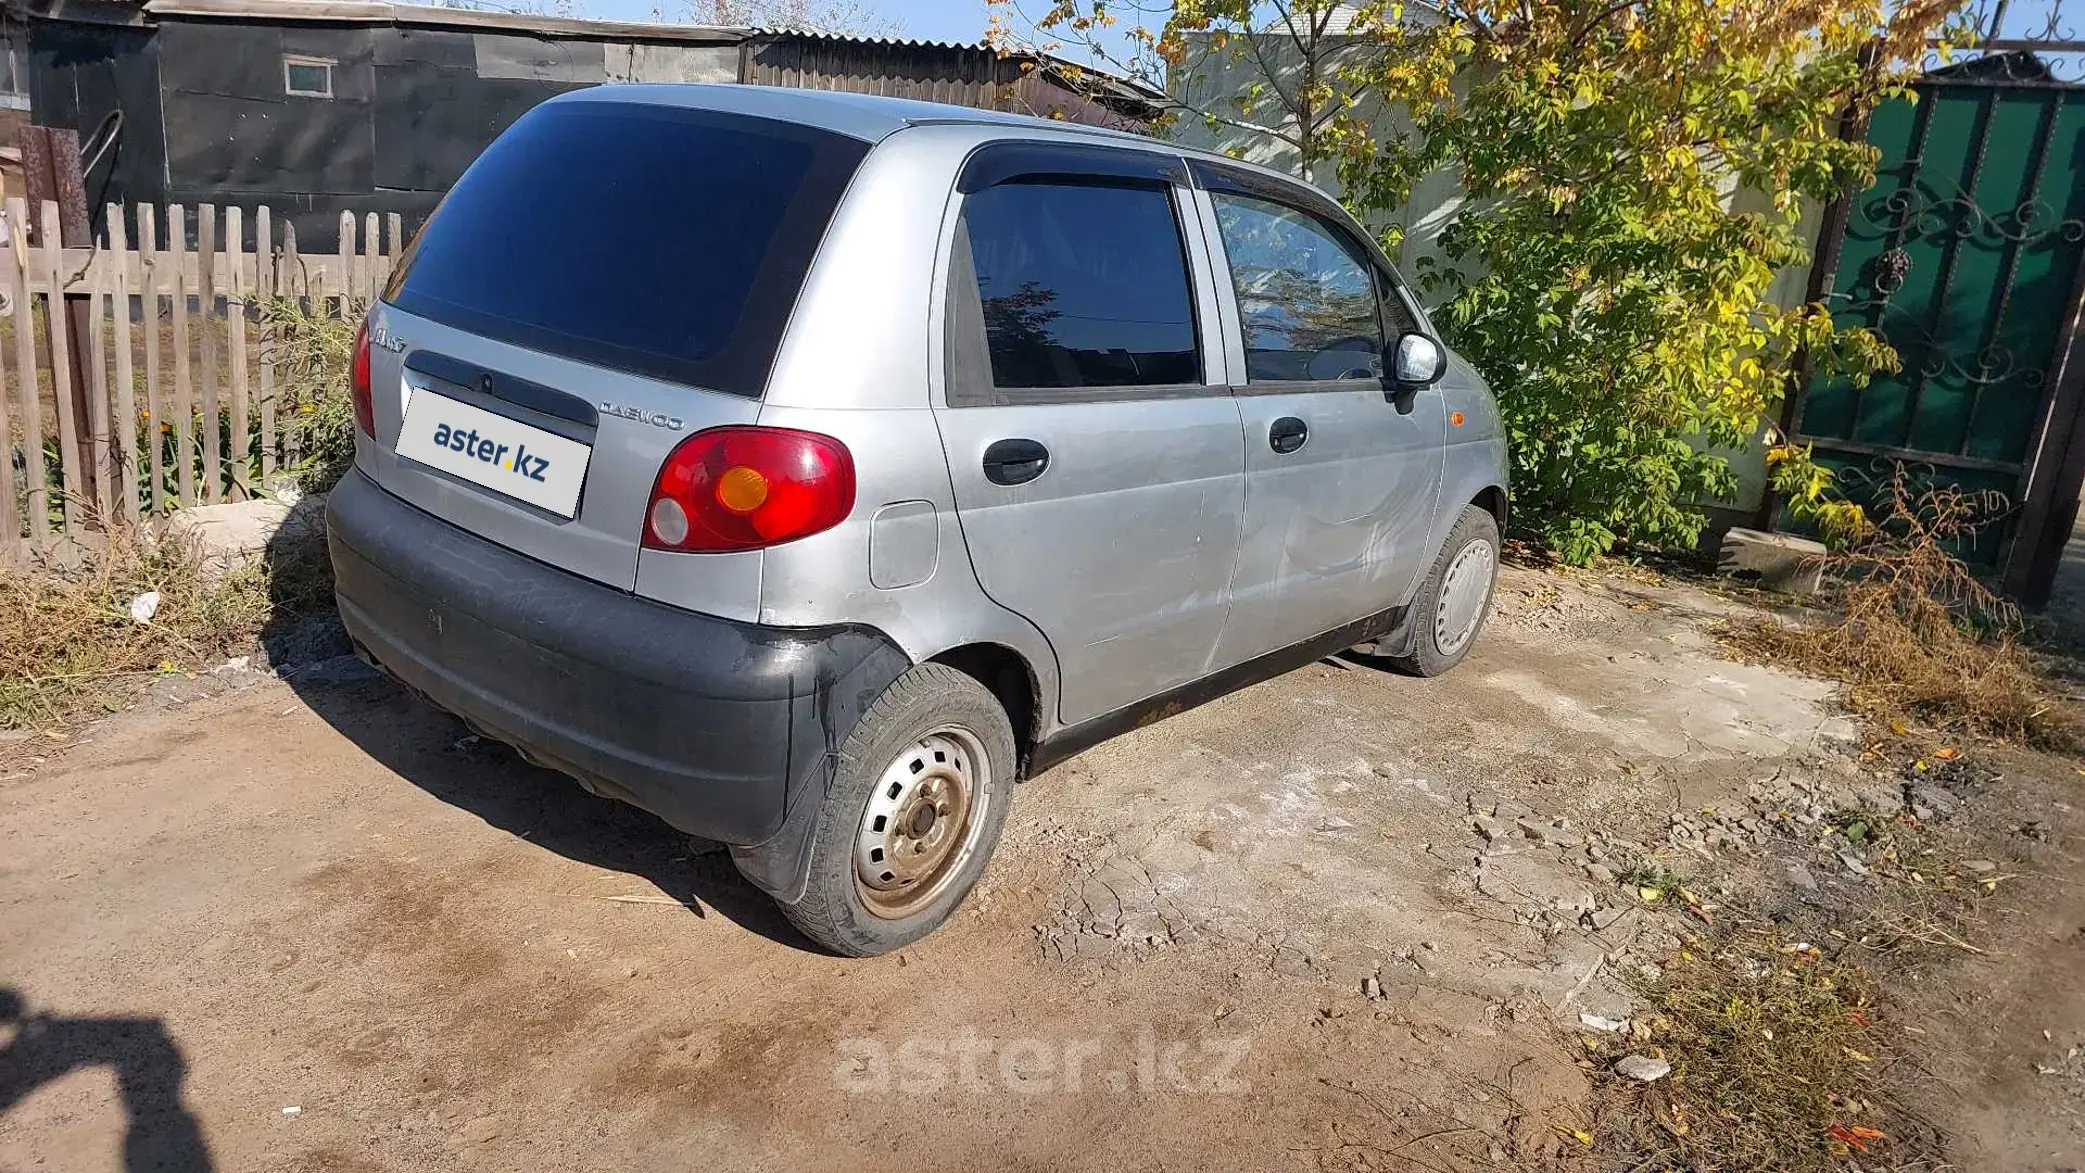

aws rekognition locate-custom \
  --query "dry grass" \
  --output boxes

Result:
[0,521,331,730]
[1593,925,1943,1172]
[2,298,352,732]
[1724,467,2076,749]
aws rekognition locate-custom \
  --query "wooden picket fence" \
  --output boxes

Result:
[0,201,402,561]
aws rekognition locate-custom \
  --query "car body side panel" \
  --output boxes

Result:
[1430,350,1511,549]
[761,128,949,412]
[1183,178,1448,667]
[933,397,1246,726]
[750,124,1066,719]
[751,403,1062,721]
[918,135,1248,728]
[1219,381,1445,665]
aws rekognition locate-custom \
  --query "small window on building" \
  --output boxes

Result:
[283,55,335,98]
[0,35,26,110]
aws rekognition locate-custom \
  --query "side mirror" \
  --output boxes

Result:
[1392,332,1447,385]
[1383,332,1445,414]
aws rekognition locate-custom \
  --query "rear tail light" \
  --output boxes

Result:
[644,426,855,553]
[350,317,374,437]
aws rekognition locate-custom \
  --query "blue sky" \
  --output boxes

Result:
[582,0,1002,42]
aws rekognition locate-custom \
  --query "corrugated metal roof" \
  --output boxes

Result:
[139,0,749,42]
[747,27,986,50]
[757,27,1165,99]
[126,0,1165,99]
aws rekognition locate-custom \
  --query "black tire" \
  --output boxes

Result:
[1390,504,1501,678]
[773,662,1017,957]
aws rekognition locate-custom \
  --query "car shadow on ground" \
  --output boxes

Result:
[257,505,812,952]
[1328,646,1407,674]
[0,988,214,1172]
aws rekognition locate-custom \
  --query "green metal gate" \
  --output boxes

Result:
[1788,49,2085,602]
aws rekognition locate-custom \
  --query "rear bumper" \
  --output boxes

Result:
[325,468,910,893]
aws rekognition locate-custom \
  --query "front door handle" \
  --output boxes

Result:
[982,437,1050,486]
[1269,416,1309,454]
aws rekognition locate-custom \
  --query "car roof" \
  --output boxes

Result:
[556,82,1337,202]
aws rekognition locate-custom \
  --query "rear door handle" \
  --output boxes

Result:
[1269,416,1309,454]
[982,438,1050,486]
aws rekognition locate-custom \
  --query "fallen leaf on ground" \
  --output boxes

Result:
[1825,1124,1886,1152]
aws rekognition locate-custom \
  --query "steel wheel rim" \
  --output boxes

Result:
[1433,538,1496,657]
[854,727,991,920]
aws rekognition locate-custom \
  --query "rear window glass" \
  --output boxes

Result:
[385,100,868,398]
[958,180,1200,390]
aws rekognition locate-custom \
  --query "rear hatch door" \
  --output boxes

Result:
[359,92,870,592]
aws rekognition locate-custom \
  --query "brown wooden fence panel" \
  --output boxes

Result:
[1,200,394,557]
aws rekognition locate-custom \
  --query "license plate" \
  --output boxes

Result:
[396,388,593,518]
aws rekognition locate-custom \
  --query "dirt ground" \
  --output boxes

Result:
[2,563,2081,1172]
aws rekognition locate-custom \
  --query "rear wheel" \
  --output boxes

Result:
[776,663,1016,956]
[1390,505,1500,677]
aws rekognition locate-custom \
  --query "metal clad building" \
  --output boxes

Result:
[13,0,1161,249]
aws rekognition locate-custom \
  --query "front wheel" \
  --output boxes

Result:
[1390,504,1500,678]
[774,663,1017,956]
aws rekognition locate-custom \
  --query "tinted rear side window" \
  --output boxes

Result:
[958,180,1200,390]
[385,100,868,398]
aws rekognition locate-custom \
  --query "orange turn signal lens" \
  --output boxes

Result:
[715,465,770,513]
[1450,411,1466,427]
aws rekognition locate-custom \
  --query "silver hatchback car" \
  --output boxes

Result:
[328,83,1508,955]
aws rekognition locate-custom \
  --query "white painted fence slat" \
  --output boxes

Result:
[8,197,47,539]
[41,200,83,532]
[336,211,355,318]
[109,204,139,522]
[257,205,276,482]
[84,219,114,520]
[196,204,222,504]
[139,205,166,515]
[226,205,251,499]
[168,204,195,508]
[0,238,15,553]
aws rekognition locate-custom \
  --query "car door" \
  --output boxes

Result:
[1191,169,1446,668]
[932,145,1245,727]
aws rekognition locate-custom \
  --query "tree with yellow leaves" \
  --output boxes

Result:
[993,0,1968,561]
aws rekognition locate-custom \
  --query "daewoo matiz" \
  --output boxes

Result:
[328,83,1508,955]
